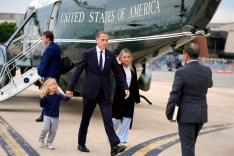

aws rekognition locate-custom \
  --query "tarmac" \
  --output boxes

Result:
[0,70,233,156]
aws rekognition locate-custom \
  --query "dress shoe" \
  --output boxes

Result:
[111,144,126,156]
[78,145,90,152]
[35,117,43,122]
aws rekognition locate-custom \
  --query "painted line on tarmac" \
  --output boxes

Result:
[0,116,39,156]
[0,124,28,156]
[145,125,234,156]
[0,136,15,156]
[120,123,234,156]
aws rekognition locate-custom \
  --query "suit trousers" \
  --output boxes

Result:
[178,123,203,156]
[78,89,120,147]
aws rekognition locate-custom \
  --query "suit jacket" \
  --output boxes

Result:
[166,61,213,123]
[68,47,128,100]
[38,42,61,80]
[112,64,140,119]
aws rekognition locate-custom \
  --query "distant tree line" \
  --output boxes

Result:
[0,22,17,44]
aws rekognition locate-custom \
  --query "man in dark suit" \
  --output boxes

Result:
[166,42,213,156]
[66,31,130,156]
[36,31,61,122]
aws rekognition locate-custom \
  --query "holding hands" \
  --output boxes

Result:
[66,91,73,97]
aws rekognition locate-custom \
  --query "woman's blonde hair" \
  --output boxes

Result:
[118,48,133,64]
[42,78,58,95]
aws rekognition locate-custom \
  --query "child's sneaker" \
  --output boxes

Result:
[39,139,45,148]
[46,143,55,150]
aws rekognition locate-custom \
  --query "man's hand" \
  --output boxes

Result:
[66,91,73,97]
[124,90,130,99]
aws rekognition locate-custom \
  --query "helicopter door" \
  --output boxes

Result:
[48,1,61,31]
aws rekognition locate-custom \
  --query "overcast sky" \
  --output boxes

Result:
[0,0,233,23]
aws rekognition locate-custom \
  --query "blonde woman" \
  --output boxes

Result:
[112,48,140,146]
[39,78,71,149]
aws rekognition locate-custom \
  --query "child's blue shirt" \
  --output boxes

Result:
[40,93,70,118]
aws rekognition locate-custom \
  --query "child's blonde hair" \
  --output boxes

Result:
[118,48,133,64]
[42,78,58,95]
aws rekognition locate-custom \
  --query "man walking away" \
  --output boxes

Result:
[166,42,213,156]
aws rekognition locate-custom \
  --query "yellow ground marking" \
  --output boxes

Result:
[133,136,179,156]
[0,146,7,156]
[0,124,28,156]
[132,125,233,156]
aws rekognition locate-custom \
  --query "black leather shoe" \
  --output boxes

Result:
[111,144,126,156]
[78,145,90,152]
[35,117,43,122]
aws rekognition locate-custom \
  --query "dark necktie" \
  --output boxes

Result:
[99,51,103,71]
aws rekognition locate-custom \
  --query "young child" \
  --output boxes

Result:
[112,48,140,146]
[38,78,71,149]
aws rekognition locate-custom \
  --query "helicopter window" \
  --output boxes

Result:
[0,49,4,65]
[6,11,43,69]
[49,1,61,30]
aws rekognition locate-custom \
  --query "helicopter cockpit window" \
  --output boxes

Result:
[7,12,43,68]
[0,49,4,65]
